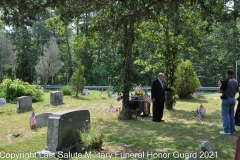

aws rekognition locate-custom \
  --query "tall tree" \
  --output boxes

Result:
[0,34,16,81]
[35,37,64,88]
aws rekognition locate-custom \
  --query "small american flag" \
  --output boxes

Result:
[100,92,104,98]
[144,95,152,104]
[30,111,37,127]
[193,92,198,98]
[16,101,19,109]
[108,105,115,115]
[199,104,206,114]
[196,110,201,122]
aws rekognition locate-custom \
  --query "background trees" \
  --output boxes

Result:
[0,0,239,118]
[35,37,64,88]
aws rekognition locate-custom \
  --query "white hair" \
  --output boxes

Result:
[158,73,164,76]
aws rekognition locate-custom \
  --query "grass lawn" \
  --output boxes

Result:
[0,91,238,160]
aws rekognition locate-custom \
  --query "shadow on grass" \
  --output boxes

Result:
[71,96,90,101]
[177,96,208,104]
[94,109,237,159]
[17,108,33,113]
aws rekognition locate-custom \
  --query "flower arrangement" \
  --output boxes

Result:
[134,85,144,96]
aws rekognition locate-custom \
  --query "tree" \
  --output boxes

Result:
[0,0,231,119]
[175,60,201,98]
[0,34,16,81]
[35,37,64,88]
[70,61,86,97]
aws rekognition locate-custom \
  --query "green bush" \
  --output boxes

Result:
[0,79,44,103]
[174,60,201,98]
[79,127,104,150]
[60,86,72,96]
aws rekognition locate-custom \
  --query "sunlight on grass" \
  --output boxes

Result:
[0,91,238,160]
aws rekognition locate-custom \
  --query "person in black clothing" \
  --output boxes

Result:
[151,73,174,122]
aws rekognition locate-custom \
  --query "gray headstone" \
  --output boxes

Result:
[0,98,6,106]
[50,91,63,105]
[108,92,116,98]
[36,109,90,157]
[200,141,213,152]
[81,89,89,95]
[16,96,32,110]
[35,113,53,127]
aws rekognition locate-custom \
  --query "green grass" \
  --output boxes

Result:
[0,91,238,160]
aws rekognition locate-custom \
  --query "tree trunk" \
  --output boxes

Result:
[120,15,134,120]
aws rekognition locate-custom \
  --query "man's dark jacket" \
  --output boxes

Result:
[151,79,171,103]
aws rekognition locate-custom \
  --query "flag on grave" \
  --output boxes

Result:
[30,111,37,129]
[199,104,206,114]
[196,109,201,122]
[100,92,104,98]
[108,105,115,115]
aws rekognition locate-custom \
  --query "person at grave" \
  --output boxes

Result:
[218,69,238,134]
[151,73,174,122]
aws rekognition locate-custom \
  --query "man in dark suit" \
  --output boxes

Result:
[151,73,174,122]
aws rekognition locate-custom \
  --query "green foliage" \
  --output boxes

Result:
[0,79,44,103]
[79,127,104,150]
[175,60,201,98]
[60,86,72,96]
[70,62,86,97]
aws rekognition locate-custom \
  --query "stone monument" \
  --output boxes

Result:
[50,91,63,105]
[16,96,32,110]
[36,109,90,158]
[0,98,6,106]
[35,113,53,127]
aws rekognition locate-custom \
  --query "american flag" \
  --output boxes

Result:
[108,105,115,115]
[193,92,198,98]
[199,104,206,114]
[100,92,104,98]
[196,109,201,122]
[30,111,37,127]
[144,95,152,104]
[16,101,19,109]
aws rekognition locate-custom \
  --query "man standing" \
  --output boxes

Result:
[151,73,173,122]
[218,69,238,134]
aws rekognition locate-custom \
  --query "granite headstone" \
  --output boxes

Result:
[36,109,90,157]
[108,92,116,98]
[0,98,6,106]
[50,91,63,105]
[16,96,32,110]
[35,113,53,127]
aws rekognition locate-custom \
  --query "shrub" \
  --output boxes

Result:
[70,62,86,97]
[60,86,72,96]
[174,60,201,98]
[79,127,104,150]
[0,79,44,103]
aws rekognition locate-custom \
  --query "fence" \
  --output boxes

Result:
[41,85,234,91]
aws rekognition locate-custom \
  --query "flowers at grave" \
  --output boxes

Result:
[134,85,144,96]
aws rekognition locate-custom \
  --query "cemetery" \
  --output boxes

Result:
[0,89,239,159]
[0,1,240,159]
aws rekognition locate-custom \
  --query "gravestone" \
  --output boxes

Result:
[36,109,90,158]
[50,91,63,105]
[0,98,6,106]
[108,92,116,98]
[81,89,89,95]
[35,113,53,127]
[200,141,213,152]
[16,96,32,110]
